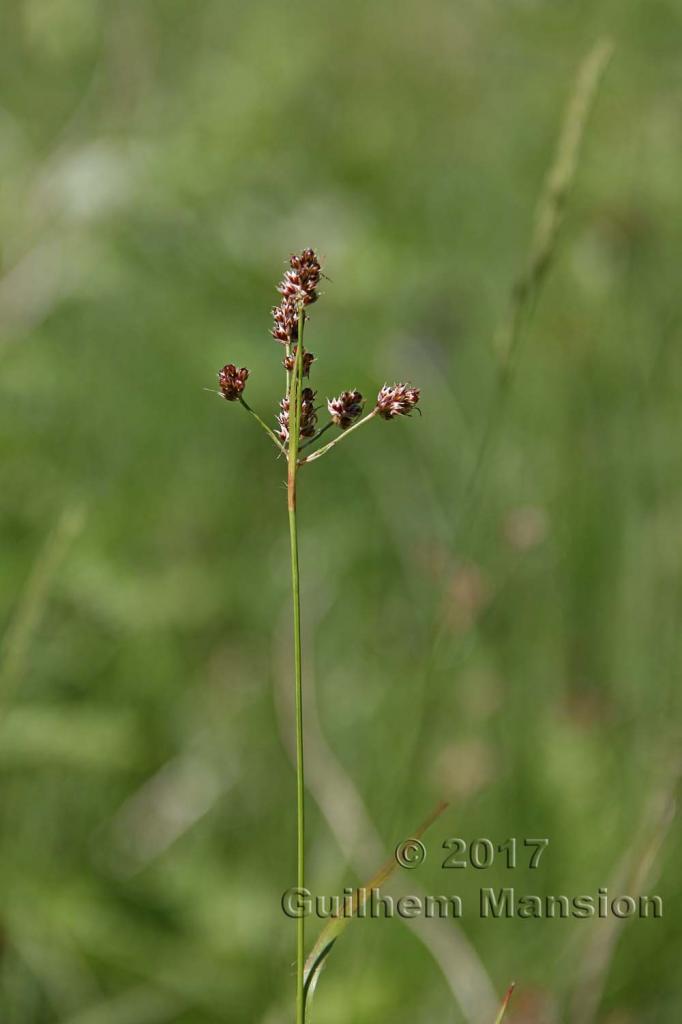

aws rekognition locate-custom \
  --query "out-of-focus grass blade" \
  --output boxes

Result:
[0,704,142,769]
[0,505,84,711]
[569,761,679,1024]
[303,799,448,1014]
[493,982,515,1024]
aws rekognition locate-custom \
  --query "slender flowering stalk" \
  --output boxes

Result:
[215,249,421,1023]
[240,397,286,453]
[300,408,378,464]
[299,420,333,451]
[286,311,306,1024]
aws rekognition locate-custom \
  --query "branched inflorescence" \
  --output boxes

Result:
[214,248,421,1024]
[217,248,420,461]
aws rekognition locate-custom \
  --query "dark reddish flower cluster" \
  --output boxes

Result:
[278,248,321,306]
[271,249,321,346]
[276,397,290,441]
[328,390,364,430]
[218,364,249,401]
[277,388,318,442]
[283,347,315,378]
[216,248,421,459]
[375,383,420,419]
[299,388,318,437]
[272,298,298,344]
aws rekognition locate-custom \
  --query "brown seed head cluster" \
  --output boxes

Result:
[283,347,315,378]
[277,388,318,442]
[272,298,299,344]
[278,248,321,306]
[375,383,420,419]
[328,390,364,430]
[218,364,249,401]
[271,249,322,346]
[276,397,290,442]
[299,388,318,437]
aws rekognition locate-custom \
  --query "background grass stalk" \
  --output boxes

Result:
[287,307,306,1024]
[457,38,614,537]
[493,983,515,1024]
[0,506,84,714]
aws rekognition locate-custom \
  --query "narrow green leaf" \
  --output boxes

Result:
[303,799,448,1014]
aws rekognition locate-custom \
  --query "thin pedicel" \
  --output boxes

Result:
[216,249,420,1024]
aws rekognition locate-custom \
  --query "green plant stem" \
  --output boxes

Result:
[287,308,306,1024]
[238,397,285,454]
[299,408,377,465]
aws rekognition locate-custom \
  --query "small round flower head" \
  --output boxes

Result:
[328,390,364,430]
[278,248,321,307]
[277,388,318,442]
[218,364,249,401]
[376,383,420,420]
[283,348,315,378]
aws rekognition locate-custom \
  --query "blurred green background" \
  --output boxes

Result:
[1,1,681,1022]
